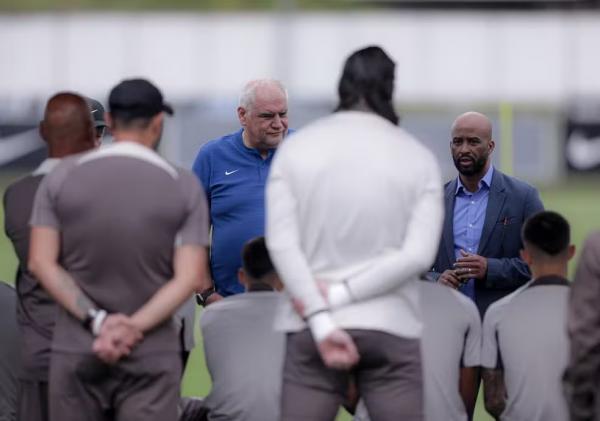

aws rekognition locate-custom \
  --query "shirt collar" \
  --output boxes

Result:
[527,275,570,288]
[32,158,61,176]
[455,165,494,195]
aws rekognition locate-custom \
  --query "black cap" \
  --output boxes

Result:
[108,78,174,118]
[86,97,107,128]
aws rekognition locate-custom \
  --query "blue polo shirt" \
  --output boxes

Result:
[192,129,280,296]
[453,166,494,300]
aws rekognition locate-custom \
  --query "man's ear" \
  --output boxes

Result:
[238,268,248,288]
[237,107,247,127]
[567,244,576,261]
[39,120,47,144]
[520,248,532,266]
[488,139,496,154]
[104,112,113,130]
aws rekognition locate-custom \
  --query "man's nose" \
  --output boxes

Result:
[271,114,282,128]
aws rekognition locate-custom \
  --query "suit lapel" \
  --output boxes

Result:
[478,171,506,255]
[443,180,457,265]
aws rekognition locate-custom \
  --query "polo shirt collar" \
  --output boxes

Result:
[32,158,61,176]
[528,275,570,288]
[455,165,494,196]
[234,129,277,159]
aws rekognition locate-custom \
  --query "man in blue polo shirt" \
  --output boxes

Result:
[192,79,289,303]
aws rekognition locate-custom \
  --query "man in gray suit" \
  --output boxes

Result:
[429,111,544,316]
[0,282,20,421]
[564,230,600,421]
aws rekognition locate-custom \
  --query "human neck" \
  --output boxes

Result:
[113,132,154,149]
[459,163,490,193]
[242,130,269,159]
[530,263,568,281]
[246,282,274,292]
[48,143,90,158]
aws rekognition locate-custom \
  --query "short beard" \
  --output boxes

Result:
[454,155,488,177]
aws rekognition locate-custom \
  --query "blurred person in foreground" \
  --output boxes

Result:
[481,211,573,421]
[28,78,211,421]
[0,282,20,421]
[564,230,600,421]
[200,236,284,421]
[4,92,97,421]
[428,111,544,316]
[192,79,290,304]
[265,46,443,421]
[353,280,482,421]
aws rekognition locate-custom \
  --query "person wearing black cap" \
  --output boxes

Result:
[86,97,108,146]
[4,92,96,421]
[28,78,211,421]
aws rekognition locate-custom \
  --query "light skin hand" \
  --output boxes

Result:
[205,292,223,306]
[92,314,143,364]
[454,249,488,280]
[317,329,360,370]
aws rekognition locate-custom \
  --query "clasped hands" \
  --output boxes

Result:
[292,281,360,371]
[438,249,488,289]
[92,314,143,364]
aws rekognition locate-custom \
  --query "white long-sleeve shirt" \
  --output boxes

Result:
[266,111,444,341]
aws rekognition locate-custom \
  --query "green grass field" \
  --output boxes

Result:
[0,170,598,421]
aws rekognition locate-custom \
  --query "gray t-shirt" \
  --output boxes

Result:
[201,291,285,421]
[3,159,60,381]
[30,142,209,356]
[481,276,570,421]
[0,282,20,421]
[354,281,481,421]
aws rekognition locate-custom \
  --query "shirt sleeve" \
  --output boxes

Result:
[458,293,483,367]
[481,304,502,369]
[29,170,61,230]
[265,143,332,338]
[176,171,210,247]
[192,143,212,210]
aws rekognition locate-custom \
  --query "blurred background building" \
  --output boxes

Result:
[1,0,600,182]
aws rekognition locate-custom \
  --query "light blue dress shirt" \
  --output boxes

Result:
[453,166,494,300]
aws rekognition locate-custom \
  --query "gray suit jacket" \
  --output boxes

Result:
[565,231,600,421]
[429,169,544,316]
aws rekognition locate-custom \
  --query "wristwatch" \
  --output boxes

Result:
[196,287,216,307]
[82,307,108,336]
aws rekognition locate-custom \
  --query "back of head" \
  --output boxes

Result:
[522,211,571,260]
[108,78,173,133]
[40,92,96,157]
[335,45,399,125]
[241,237,280,291]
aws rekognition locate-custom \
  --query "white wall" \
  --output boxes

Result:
[0,11,599,103]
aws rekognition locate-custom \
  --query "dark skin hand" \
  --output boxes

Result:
[454,250,488,280]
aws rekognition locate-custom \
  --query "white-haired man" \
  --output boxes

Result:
[192,79,290,304]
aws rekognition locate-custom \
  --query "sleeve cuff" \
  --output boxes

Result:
[307,311,337,342]
[328,283,353,309]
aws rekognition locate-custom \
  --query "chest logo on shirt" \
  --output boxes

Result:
[225,169,240,176]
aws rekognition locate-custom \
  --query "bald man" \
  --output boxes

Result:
[428,111,544,316]
[3,92,96,421]
[192,79,290,303]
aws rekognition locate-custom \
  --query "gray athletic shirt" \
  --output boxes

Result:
[354,281,481,421]
[0,282,20,421]
[3,159,60,381]
[201,292,285,421]
[481,276,570,421]
[30,142,209,356]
